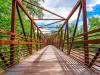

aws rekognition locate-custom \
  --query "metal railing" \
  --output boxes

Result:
[48,0,100,73]
[0,0,44,72]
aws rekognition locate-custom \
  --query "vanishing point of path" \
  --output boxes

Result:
[3,45,97,75]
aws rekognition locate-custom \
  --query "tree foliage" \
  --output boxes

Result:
[24,0,44,18]
[0,0,44,34]
[88,16,100,30]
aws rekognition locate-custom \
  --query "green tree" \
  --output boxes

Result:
[0,0,12,31]
[0,0,44,39]
[0,0,44,31]
[69,23,75,37]
[88,16,100,30]
[24,0,44,18]
[0,0,44,71]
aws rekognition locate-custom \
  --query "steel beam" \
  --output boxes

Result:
[39,20,64,28]
[69,4,82,51]
[29,20,33,54]
[16,5,26,36]
[0,39,41,44]
[66,21,70,54]
[61,24,67,51]
[0,50,8,66]
[89,48,100,68]
[17,0,45,38]
[24,0,65,19]
[57,0,81,34]
[33,19,66,20]
[67,0,81,20]
[82,0,89,65]
[10,0,17,65]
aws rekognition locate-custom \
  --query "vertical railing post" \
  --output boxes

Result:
[39,35,41,49]
[0,51,8,66]
[82,0,89,65]
[42,38,44,47]
[57,35,59,48]
[59,28,63,50]
[32,26,37,50]
[57,32,59,48]
[10,0,17,65]
[38,31,40,49]
[55,36,57,47]
[29,20,33,55]
[66,21,70,54]
[41,38,43,48]
[36,28,39,51]
[58,32,60,49]
[41,37,42,48]
[62,24,67,52]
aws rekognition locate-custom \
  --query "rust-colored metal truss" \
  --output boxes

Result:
[0,0,100,74]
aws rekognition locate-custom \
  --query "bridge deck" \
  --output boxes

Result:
[3,45,97,75]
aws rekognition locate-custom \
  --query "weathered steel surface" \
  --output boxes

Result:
[10,0,17,65]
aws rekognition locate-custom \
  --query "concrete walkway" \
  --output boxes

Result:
[3,45,97,75]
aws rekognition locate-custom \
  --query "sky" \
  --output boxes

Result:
[34,0,100,33]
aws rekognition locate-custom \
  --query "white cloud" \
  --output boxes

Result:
[40,0,76,20]
[69,7,80,22]
[93,15,100,18]
[39,28,51,34]
[34,0,100,33]
[88,14,100,19]
[87,0,100,11]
